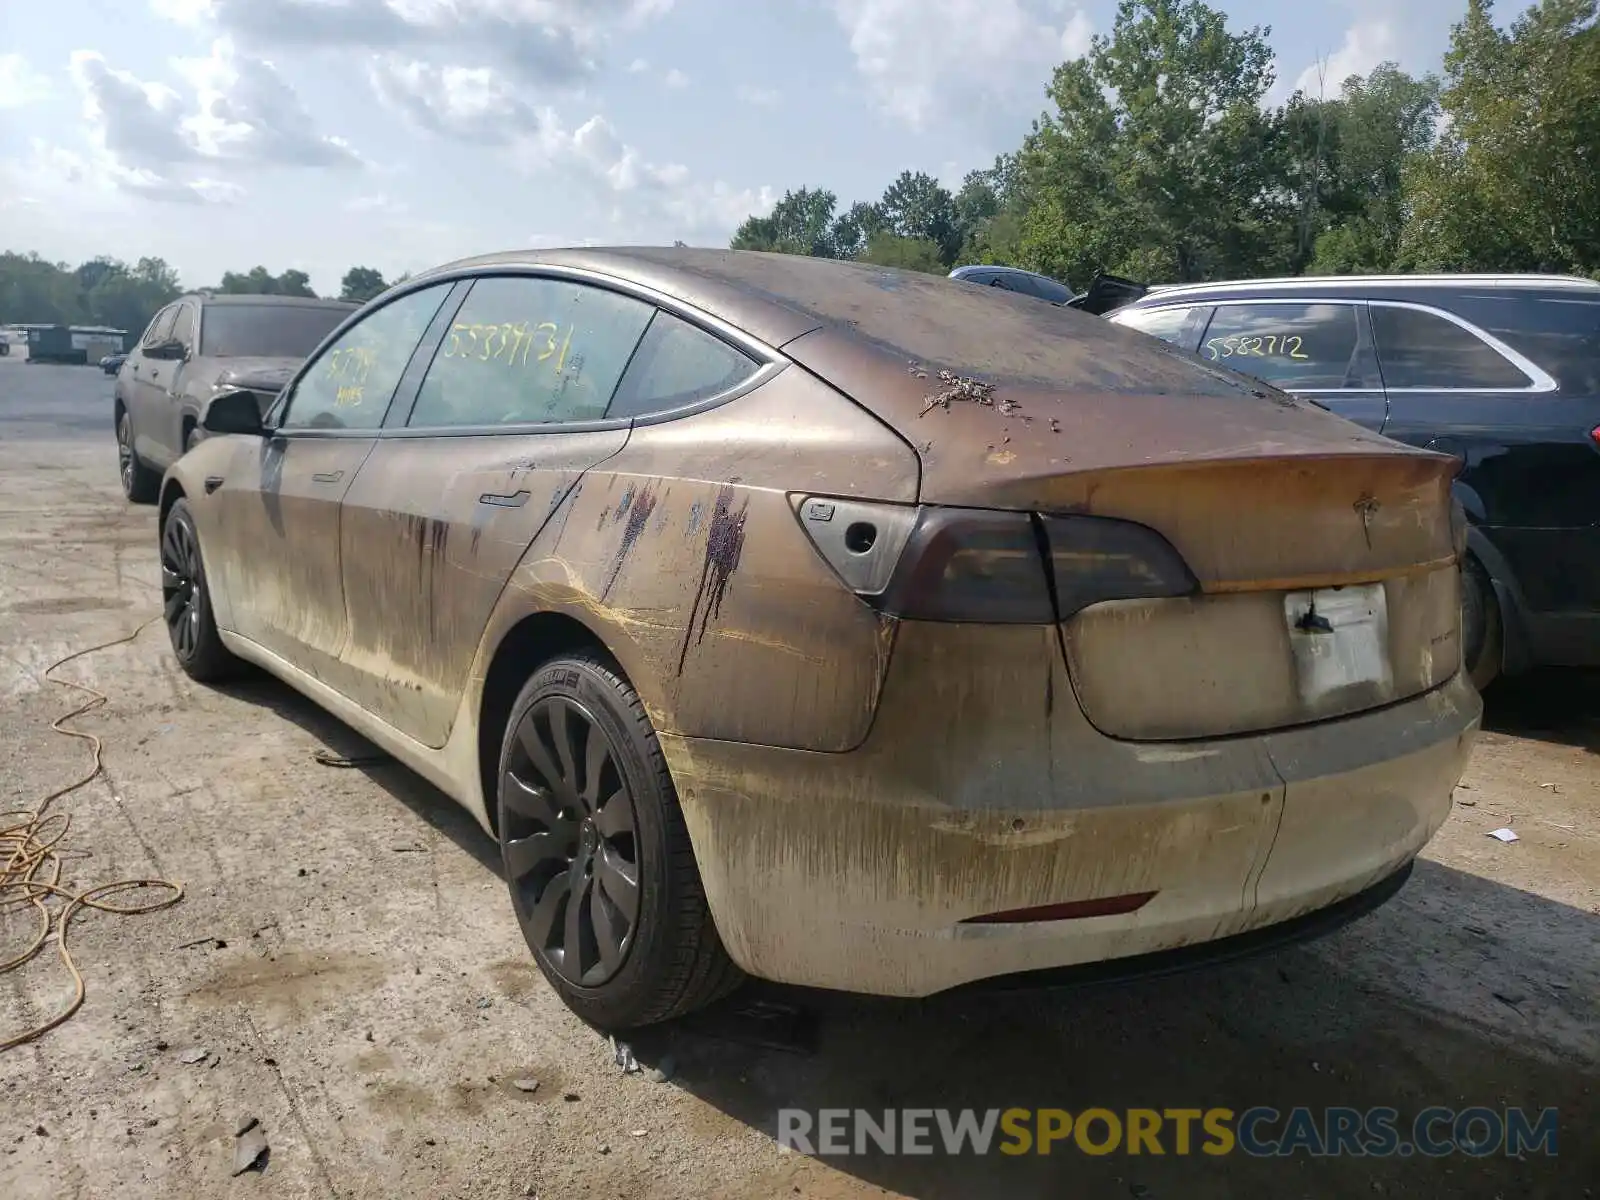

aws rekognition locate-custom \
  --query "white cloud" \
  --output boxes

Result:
[0,54,52,108]
[65,46,358,204]
[175,40,363,166]
[1291,20,1399,99]
[70,52,200,170]
[149,0,216,23]
[663,67,689,89]
[177,0,674,90]
[346,193,408,214]
[370,58,540,144]
[518,109,774,239]
[627,57,650,73]
[828,0,1093,129]
[736,84,780,107]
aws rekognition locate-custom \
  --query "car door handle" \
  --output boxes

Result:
[313,470,344,484]
[478,489,530,508]
[204,476,224,494]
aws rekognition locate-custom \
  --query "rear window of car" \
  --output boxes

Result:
[200,304,353,358]
[1199,303,1370,389]
[1370,304,1532,389]
[1112,306,1197,346]
[1444,294,1600,393]
[1013,272,1076,303]
[608,310,760,419]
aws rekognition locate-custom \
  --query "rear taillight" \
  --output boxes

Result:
[874,508,1055,622]
[1038,514,1197,618]
[1590,424,1600,449]
[795,497,1196,623]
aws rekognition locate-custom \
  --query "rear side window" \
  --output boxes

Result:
[1370,305,1531,389]
[408,276,654,427]
[1447,295,1599,393]
[1113,306,1197,346]
[607,311,760,419]
[1200,303,1368,389]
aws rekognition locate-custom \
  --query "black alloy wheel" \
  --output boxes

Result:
[159,499,236,681]
[503,694,642,987]
[117,411,159,503]
[496,653,742,1029]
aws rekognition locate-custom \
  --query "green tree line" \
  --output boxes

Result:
[0,256,400,334]
[732,0,1600,287]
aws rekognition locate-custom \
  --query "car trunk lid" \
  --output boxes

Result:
[783,323,1463,738]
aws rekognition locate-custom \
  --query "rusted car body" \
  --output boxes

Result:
[157,249,1479,1025]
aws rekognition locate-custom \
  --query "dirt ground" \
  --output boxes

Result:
[1,357,1596,1199]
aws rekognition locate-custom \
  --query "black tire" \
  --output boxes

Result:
[1462,556,1503,692]
[496,651,742,1030]
[117,409,160,504]
[160,498,238,683]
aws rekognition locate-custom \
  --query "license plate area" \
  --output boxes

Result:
[1284,584,1393,708]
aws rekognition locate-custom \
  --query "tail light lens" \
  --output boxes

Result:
[874,508,1055,622]
[1039,514,1197,619]
[795,497,1197,623]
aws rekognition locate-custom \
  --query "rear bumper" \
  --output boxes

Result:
[960,858,1415,996]
[660,626,1479,998]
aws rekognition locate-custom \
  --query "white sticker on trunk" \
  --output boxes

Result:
[1283,584,1393,707]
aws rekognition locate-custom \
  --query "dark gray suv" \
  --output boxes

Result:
[115,293,357,502]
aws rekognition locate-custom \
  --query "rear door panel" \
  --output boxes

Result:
[336,429,630,745]
[1377,293,1600,615]
[333,272,659,747]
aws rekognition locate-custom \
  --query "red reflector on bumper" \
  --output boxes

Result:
[960,891,1158,925]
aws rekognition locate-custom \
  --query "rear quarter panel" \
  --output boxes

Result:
[476,366,921,751]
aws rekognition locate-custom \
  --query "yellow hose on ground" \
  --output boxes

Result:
[1,616,185,1052]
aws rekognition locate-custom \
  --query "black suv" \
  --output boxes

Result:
[1109,274,1600,687]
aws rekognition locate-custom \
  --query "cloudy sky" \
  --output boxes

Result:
[1,0,1470,295]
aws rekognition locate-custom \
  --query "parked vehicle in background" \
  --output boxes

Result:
[101,351,128,375]
[115,293,358,503]
[950,264,1078,304]
[1108,274,1600,688]
[155,248,1476,1031]
[950,265,1159,315]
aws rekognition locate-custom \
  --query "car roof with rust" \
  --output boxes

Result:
[413,246,1257,397]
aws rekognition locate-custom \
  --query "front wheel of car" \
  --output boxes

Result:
[1462,556,1503,692]
[160,498,238,683]
[497,651,742,1030]
[118,411,160,504]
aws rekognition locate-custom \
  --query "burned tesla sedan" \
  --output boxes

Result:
[156,248,1480,1029]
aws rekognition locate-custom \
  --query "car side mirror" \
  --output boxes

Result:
[202,388,265,436]
[149,338,187,361]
